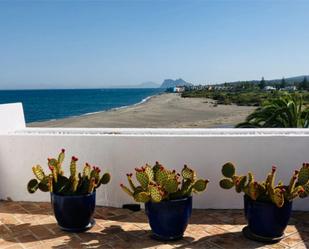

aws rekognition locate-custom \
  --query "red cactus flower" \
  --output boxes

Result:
[120,183,124,187]
[272,165,277,173]
[72,156,78,161]
[184,164,187,168]
[294,170,299,175]
[61,149,65,153]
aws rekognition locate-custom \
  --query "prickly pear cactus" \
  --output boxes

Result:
[120,162,209,203]
[219,162,309,208]
[135,168,150,188]
[27,149,111,195]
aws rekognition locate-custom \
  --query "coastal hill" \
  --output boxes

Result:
[222,75,309,86]
[160,78,193,88]
[134,81,160,88]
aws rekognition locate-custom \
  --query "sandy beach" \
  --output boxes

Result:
[28,93,256,128]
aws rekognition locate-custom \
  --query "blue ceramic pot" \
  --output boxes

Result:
[145,196,192,241]
[244,195,292,238]
[51,192,96,232]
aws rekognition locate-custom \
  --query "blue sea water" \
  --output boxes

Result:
[0,88,164,123]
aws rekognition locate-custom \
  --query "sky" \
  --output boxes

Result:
[0,0,308,89]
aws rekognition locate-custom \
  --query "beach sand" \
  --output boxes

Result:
[28,93,256,128]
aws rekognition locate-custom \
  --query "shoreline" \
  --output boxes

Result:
[28,93,256,128]
[31,92,161,123]
[71,93,158,118]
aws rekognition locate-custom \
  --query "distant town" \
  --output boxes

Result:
[162,75,309,93]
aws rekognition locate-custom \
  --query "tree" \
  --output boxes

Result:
[280,77,286,89]
[259,77,266,90]
[299,77,309,90]
[236,94,309,128]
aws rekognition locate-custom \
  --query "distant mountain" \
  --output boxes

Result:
[105,81,160,88]
[267,75,309,84]
[160,78,193,89]
[136,81,160,88]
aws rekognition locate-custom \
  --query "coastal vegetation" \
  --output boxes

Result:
[236,94,309,128]
[181,77,309,128]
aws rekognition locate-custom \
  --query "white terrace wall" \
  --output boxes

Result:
[0,104,308,210]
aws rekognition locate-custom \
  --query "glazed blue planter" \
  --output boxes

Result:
[243,195,292,241]
[145,196,192,241]
[51,192,96,232]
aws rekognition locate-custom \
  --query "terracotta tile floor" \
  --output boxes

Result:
[0,201,308,249]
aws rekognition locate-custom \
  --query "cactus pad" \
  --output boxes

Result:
[221,162,235,178]
[134,191,151,203]
[144,164,154,181]
[149,185,163,202]
[136,169,150,189]
[272,188,285,208]
[192,179,209,192]
[32,165,46,181]
[27,179,39,193]
[235,176,247,193]
[219,179,234,189]
[120,184,133,196]
[164,178,179,193]
[83,164,91,179]
[181,165,196,181]
[155,167,169,186]
[100,173,111,185]
[298,164,309,185]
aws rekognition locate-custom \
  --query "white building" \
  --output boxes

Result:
[173,86,185,93]
[264,86,276,91]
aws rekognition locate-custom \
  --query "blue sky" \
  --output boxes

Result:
[0,1,308,89]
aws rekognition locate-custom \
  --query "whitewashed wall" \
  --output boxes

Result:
[0,104,308,210]
[0,103,25,131]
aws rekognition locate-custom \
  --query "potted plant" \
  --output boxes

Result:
[27,149,111,232]
[219,162,309,243]
[120,162,209,241]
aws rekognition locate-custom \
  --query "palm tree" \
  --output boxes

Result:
[236,94,309,128]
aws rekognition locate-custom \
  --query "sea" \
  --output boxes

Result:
[0,88,164,123]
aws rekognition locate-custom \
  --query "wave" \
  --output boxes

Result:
[80,95,154,117]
